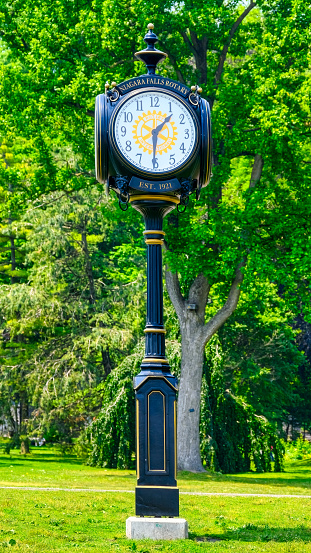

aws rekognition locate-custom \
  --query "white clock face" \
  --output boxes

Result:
[111,90,198,175]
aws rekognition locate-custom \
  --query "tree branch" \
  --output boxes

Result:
[201,259,246,345]
[249,153,264,188]
[180,31,196,57]
[213,1,256,88]
[165,269,185,322]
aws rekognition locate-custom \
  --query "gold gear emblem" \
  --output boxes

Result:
[132,110,178,154]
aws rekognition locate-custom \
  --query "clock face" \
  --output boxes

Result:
[110,89,198,176]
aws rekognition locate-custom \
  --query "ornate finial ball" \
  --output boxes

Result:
[198,87,203,94]
[191,85,196,92]
[147,23,154,30]
[105,82,110,89]
[111,82,117,87]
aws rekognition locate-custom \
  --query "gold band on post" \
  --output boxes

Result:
[143,230,165,236]
[145,239,164,245]
[142,358,169,364]
[144,328,166,334]
[130,194,180,204]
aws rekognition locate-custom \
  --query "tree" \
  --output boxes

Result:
[0,0,310,472]
[0,188,146,441]
[161,0,311,470]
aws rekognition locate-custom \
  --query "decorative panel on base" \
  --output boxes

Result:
[126,517,188,540]
[136,487,179,517]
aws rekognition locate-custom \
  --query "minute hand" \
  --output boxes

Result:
[151,114,172,168]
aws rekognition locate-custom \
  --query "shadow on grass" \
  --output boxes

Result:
[191,524,311,543]
[178,469,311,490]
[0,454,83,465]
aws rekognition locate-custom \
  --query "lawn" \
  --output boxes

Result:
[0,447,310,552]
[0,447,311,496]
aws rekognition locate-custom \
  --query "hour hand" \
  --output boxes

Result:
[154,114,172,136]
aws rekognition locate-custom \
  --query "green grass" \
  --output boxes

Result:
[1,489,311,552]
[1,447,311,496]
[0,448,311,551]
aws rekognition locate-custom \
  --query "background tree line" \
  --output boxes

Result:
[0,0,310,472]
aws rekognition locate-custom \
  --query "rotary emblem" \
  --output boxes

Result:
[132,110,178,154]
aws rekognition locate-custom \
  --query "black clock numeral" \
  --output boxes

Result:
[123,112,133,122]
[136,153,142,165]
[125,140,132,151]
[169,154,175,165]
[179,113,185,124]
[168,102,172,112]
[136,100,143,111]
[184,129,189,139]
[121,126,126,137]
[180,143,186,153]
[150,96,159,108]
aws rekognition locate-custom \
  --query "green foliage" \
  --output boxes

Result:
[0,188,146,440]
[87,349,140,469]
[200,336,284,473]
[283,437,311,461]
[87,340,181,469]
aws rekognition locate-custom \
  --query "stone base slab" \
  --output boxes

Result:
[126,517,188,540]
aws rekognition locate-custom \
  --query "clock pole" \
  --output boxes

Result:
[130,195,179,517]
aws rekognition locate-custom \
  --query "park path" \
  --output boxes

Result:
[0,486,310,499]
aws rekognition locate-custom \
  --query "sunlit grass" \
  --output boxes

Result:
[0,489,311,552]
[0,449,311,551]
[0,447,311,496]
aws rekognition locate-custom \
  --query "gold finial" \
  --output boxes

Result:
[105,82,110,90]
[111,82,117,88]
[191,85,196,92]
[147,23,154,30]
[197,87,203,94]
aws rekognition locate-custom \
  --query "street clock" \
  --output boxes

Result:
[94,24,213,521]
[95,24,212,204]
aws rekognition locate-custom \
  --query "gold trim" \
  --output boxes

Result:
[148,391,166,472]
[136,486,178,489]
[145,239,164,245]
[142,358,169,364]
[144,328,166,333]
[143,230,165,236]
[174,400,177,480]
[136,399,140,480]
[134,375,178,392]
[135,50,168,58]
[130,195,179,204]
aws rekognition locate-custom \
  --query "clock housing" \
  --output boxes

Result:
[108,88,200,179]
[95,74,212,198]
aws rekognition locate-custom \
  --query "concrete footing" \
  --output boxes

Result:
[126,517,188,540]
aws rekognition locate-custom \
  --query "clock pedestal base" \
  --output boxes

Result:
[126,517,188,540]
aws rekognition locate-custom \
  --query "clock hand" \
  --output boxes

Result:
[151,114,172,168]
[152,131,158,169]
[153,114,172,137]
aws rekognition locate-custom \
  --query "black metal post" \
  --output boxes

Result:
[130,194,179,517]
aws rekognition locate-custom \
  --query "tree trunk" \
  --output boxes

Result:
[178,330,205,471]
[20,438,30,454]
[101,347,112,378]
